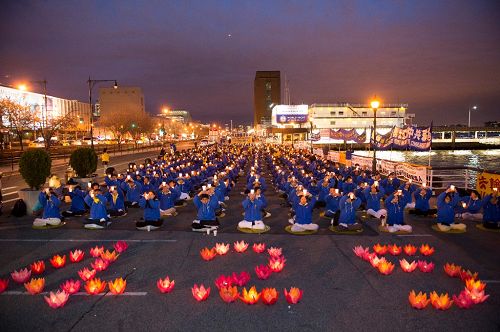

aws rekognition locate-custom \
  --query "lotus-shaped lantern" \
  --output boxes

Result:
[268,256,286,273]
[284,287,303,304]
[377,260,395,275]
[388,244,402,256]
[108,277,127,295]
[192,284,210,301]
[408,290,430,309]
[100,250,119,263]
[219,285,239,303]
[24,278,45,295]
[30,261,45,275]
[157,276,175,293]
[200,247,217,261]
[419,244,435,256]
[267,247,282,258]
[252,243,266,253]
[261,287,279,305]
[255,265,272,280]
[215,243,230,255]
[214,275,234,289]
[403,244,417,256]
[453,290,475,309]
[69,250,85,263]
[465,279,486,292]
[89,246,104,258]
[233,241,249,253]
[85,278,106,295]
[50,255,66,269]
[399,259,418,273]
[443,263,462,278]
[78,267,96,281]
[231,271,251,287]
[60,279,81,295]
[430,291,453,310]
[373,243,388,255]
[463,287,489,304]
[369,255,384,268]
[353,246,369,260]
[417,260,435,273]
[91,258,109,272]
[113,241,128,253]
[11,268,31,284]
[44,290,69,309]
[459,269,478,282]
[240,286,261,305]
[0,278,9,293]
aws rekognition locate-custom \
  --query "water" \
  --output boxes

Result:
[352,149,500,171]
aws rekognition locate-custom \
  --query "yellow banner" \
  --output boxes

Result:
[477,172,500,197]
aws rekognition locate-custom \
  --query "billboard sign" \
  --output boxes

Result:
[272,105,308,124]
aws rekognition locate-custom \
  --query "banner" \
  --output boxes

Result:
[477,172,500,198]
[329,129,367,143]
[350,155,373,170]
[328,151,340,162]
[313,148,324,156]
[371,125,432,151]
[395,163,429,184]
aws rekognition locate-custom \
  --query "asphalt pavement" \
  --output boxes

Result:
[0,148,499,332]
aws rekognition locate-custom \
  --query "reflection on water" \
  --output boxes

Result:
[353,149,500,171]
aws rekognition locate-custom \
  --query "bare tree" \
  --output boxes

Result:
[0,98,33,150]
[40,112,78,150]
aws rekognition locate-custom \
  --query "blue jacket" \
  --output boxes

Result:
[364,187,385,211]
[381,178,400,196]
[68,188,86,212]
[294,197,316,225]
[139,197,160,221]
[461,196,483,213]
[105,190,125,211]
[193,195,219,220]
[482,195,499,222]
[385,194,407,226]
[437,192,459,225]
[158,190,175,210]
[39,192,61,219]
[339,196,361,224]
[126,182,143,203]
[342,182,357,195]
[414,188,433,211]
[325,194,340,212]
[84,194,108,220]
[242,198,264,222]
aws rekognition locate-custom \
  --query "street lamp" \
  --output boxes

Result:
[87,77,118,149]
[370,98,380,173]
[468,105,478,127]
[18,80,48,142]
[309,120,313,153]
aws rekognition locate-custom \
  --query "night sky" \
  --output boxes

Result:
[1,0,499,126]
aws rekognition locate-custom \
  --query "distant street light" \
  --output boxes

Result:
[87,77,118,148]
[371,97,380,173]
[18,80,48,135]
[468,105,478,127]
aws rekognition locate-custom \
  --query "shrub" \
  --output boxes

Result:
[70,148,97,178]
[19,149,52,190]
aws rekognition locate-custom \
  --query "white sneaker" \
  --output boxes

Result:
[33,218,47,227]
[288,218,294,225]
[46,218,61,226]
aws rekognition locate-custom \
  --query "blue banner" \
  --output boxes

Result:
[371,125,432,151]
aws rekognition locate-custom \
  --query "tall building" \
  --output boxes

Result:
[98,86,145,117]
[254,71,281,127]
[156,109,192,123]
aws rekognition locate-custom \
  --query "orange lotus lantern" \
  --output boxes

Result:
[373,243,388,255]
[200,247,217,261]
[24,277,45,295]
[403,244,417,256]
[85,278,106,295]
[267,247,282,258]
[157,276,175,293]
[377,260,395,275]
[108,277,127,295]
[233,241,249,253]
[44,290,69,309]
[408,290,430,309]
[219,285,239,303]
[418,260,435,273]
[91,258,109,272]
[60,279,81,295]
[430,291,453,310]
[215,274,234,289]
[30,260,45,275]
[69,250,85,263]
[0,278,9,293]
[284,287,303,304]
[465,279,486,292]
[11,268,31,284]
[399,259,418,273]
[231,271,251,287]
[192,284,210,302]
[443,263,462,278]
[252,243,266,253]
[78,267,97,281]
[463,287,489,304]
[268,256,286,273]
[353,246,369,259]
[100,250,119,263]
[255,265,272,280]
[453,290,475,309]
[369,255,383,268]
[261,287,279,305]
[50,255,66,269]
[240,286,261,305]
[215,243,230,255]
[459,269,479,282]
[113,241,128,253]
[419,244,435,256]
[388,244,402,256]
[89,245,104,258]
[364,252,377,263]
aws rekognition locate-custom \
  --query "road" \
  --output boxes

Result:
[0,146,498,332]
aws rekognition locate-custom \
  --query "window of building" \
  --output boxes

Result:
[265,82,272,90]
[330,111,336,116]
[330,121,336,125]
[338,111,344,116]
[362,111,368,116]
[391,111,397,116]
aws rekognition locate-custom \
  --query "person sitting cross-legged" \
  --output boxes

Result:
[481,191,500,229]
[62,185,87,217]
[33,187,62,227]
[323,187,341,225]
[289,193,318,233]
[338,192,362,231]
[157,183,177,216]
[436,189,466,231]
[384,192,412,233]
[238,190,266,230]
[192,191,220,232]
[136,190,162,231]
[364,184,387,221]
[409,186,436,216]
[83,188,110,229]
[105,185,127,217]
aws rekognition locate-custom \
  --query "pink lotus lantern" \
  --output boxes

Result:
[252,243,266,253]
[60,279,81,295]
[11,268,31,284]
[267,247,282,258]
[69,250,85,263]
[233,241,249,253]
[113,241,128,253]
[255,265,272,280]
[44,290,69,309]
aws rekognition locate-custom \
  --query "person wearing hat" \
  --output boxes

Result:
[33,186,62,227]
[84,188,110,229]
[136,190,162,231]
[192,190,219,232]
[460,190,483,220]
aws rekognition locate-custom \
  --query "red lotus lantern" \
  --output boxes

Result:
[90,246,104,258]
[465,279,486,292]
[369,255,383,268]
[44,290,69,309]
[78,267,97,281]
[403,244,417,256]
[91,258,109,272]
[30,261,45,275]
[399,259,418,273]
[430,291,453,310]
[215,274,234,289]
[453,290,475,309]
[364,252,377,263]
[463,288,489,304]
[69,250,85,263]
[377,260,395,275]
[261,287,279,305]
[443,263,462,278]
[215,243,230,255]
[200,247,217,261]
[60,279,81,295]
[100,250,119,263]
[240,286,261,305]
[252,243,266,253]
[0,278,9,293]
[267,247,282,258]
[419,244,435,256]
[388,244,402,256]
[231,271,251,287]
[157,276,175,293]
[353,246,369,259]
[108,277,127,295]
[268,256,286,273]
[408,290,430,309]
[192,284,210,302]
[233,241,249,253]
[11,268,31,284]
[284,287,303,304]
[255,265,272,280]
[219,286,239,303]
[85,278,106,295]
[113,241,128,253]
[417,260,435,273]
[50,255,66,269]
[24,277,45,295]
[459,269,478,282]
[373,243,388,255]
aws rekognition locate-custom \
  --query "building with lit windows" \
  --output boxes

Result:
[254,71,281,127]
[98,86,145,117]
[156,109,192,123]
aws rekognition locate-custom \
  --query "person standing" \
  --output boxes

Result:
[101,148,110,176]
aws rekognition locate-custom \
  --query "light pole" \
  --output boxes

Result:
[371,98,380,173]
[88,77,118,149]
[468,105,478,127]
[309,120,313,153]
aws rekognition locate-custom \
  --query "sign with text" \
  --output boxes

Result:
[272,105,309,124]
[477,172,500,198]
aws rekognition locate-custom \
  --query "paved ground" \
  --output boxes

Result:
[0,149,499,332]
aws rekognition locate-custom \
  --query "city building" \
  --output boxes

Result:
[156,109,192,123]
[254,71,281,127]
[98,86,145,117]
